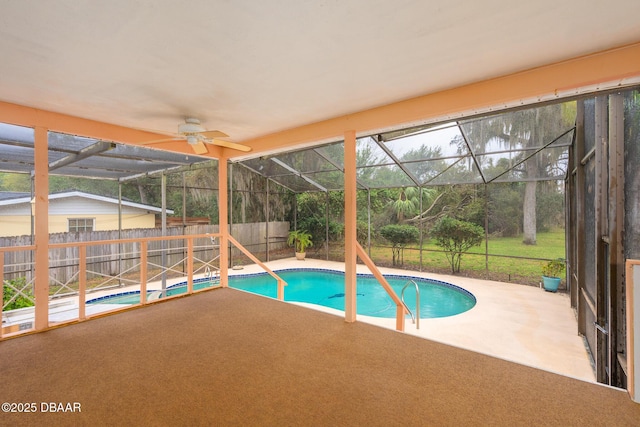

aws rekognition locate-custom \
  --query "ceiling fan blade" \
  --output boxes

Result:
[200,130,229,139]
[191,140,209,155]
[141,137,181,145]
[208,139,252,152]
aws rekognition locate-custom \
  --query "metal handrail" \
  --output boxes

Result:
[401,280,420,330]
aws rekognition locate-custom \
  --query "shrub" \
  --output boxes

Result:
[3,277,33,311]
[379,224,419,266]
[431,216,484,273]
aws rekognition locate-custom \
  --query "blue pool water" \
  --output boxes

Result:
[86,279,217,305]
[86,269,475,319]
[229,269,475,319]
[86,290,144,305]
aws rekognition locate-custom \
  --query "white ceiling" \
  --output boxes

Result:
[1,0,639,146]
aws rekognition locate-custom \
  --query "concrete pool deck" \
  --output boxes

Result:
[232,258,595,383]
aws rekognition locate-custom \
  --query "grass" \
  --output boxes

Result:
[351,230,566,287]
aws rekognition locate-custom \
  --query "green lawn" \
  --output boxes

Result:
[364,230,566,286]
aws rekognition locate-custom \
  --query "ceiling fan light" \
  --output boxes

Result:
[178,118,206,134]
[186,135,199,145]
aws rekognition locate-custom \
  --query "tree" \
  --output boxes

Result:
[431,216,484,273]
[296,191,344,245]
[453,102,574,244]
[0,172,31,191]
[379,224,419,266]
[392,187,418,223]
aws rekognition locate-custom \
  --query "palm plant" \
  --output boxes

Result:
[393,187,418,222]
[287,230,313,253]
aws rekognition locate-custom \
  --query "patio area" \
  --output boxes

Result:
[2,281,635,426]
[233,258,595,383]
[2,255,594,383]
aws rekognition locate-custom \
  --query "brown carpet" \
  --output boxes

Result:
[1,288,638,426]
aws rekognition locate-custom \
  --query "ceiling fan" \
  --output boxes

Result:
[142,118,251,154]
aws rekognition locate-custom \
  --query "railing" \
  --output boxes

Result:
[355,242,408,331]
[401,280,420,330]
[227,235,287,300]
[1,244,36,338]
[1,234,225,338]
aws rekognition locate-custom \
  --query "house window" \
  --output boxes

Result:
[68,218,94,232]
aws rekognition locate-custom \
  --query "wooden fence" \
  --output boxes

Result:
[1,222,290,286]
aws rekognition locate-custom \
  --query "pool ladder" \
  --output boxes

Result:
[205,266,221,283]
[401,280,420,330]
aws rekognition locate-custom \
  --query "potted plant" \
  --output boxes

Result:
[287,230,313,260]
[541,258,565,292]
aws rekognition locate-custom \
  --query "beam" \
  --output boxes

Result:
[49,140,116,171]
[0,101,220,159]
[344,130,357,323]
[269,158,328,192]
[234,42,640,160]
[0,103,167,144]
[218,157,229,287]
[1,43,638,164]
[33,126,49,331]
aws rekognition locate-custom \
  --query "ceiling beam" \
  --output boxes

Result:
[269,157,327,192]
[0,42,638,164]
[49,140,116,172]
[234,42,640,160]
[0,102,166,143]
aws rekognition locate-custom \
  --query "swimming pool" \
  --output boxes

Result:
[86,269,475,319]
[229,269,475,319]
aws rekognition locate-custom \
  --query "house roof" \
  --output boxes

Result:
[0,191,30,202]
[0,190,174,214]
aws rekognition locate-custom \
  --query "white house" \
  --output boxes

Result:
[0,191,173,237]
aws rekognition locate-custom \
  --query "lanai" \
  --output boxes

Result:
[1,1,640,413]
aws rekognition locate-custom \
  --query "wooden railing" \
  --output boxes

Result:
[355,241,408,331]
[1,234,224,338]
[227,235,287,300]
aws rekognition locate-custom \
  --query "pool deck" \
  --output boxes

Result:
[232,258,595,383]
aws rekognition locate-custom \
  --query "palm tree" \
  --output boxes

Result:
[393,187,419,223]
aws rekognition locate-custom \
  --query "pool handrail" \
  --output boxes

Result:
[401,280,420,330]
[226,235,288,300]
[355,242,409,332]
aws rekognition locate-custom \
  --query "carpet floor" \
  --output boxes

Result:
[1,288,638,426]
